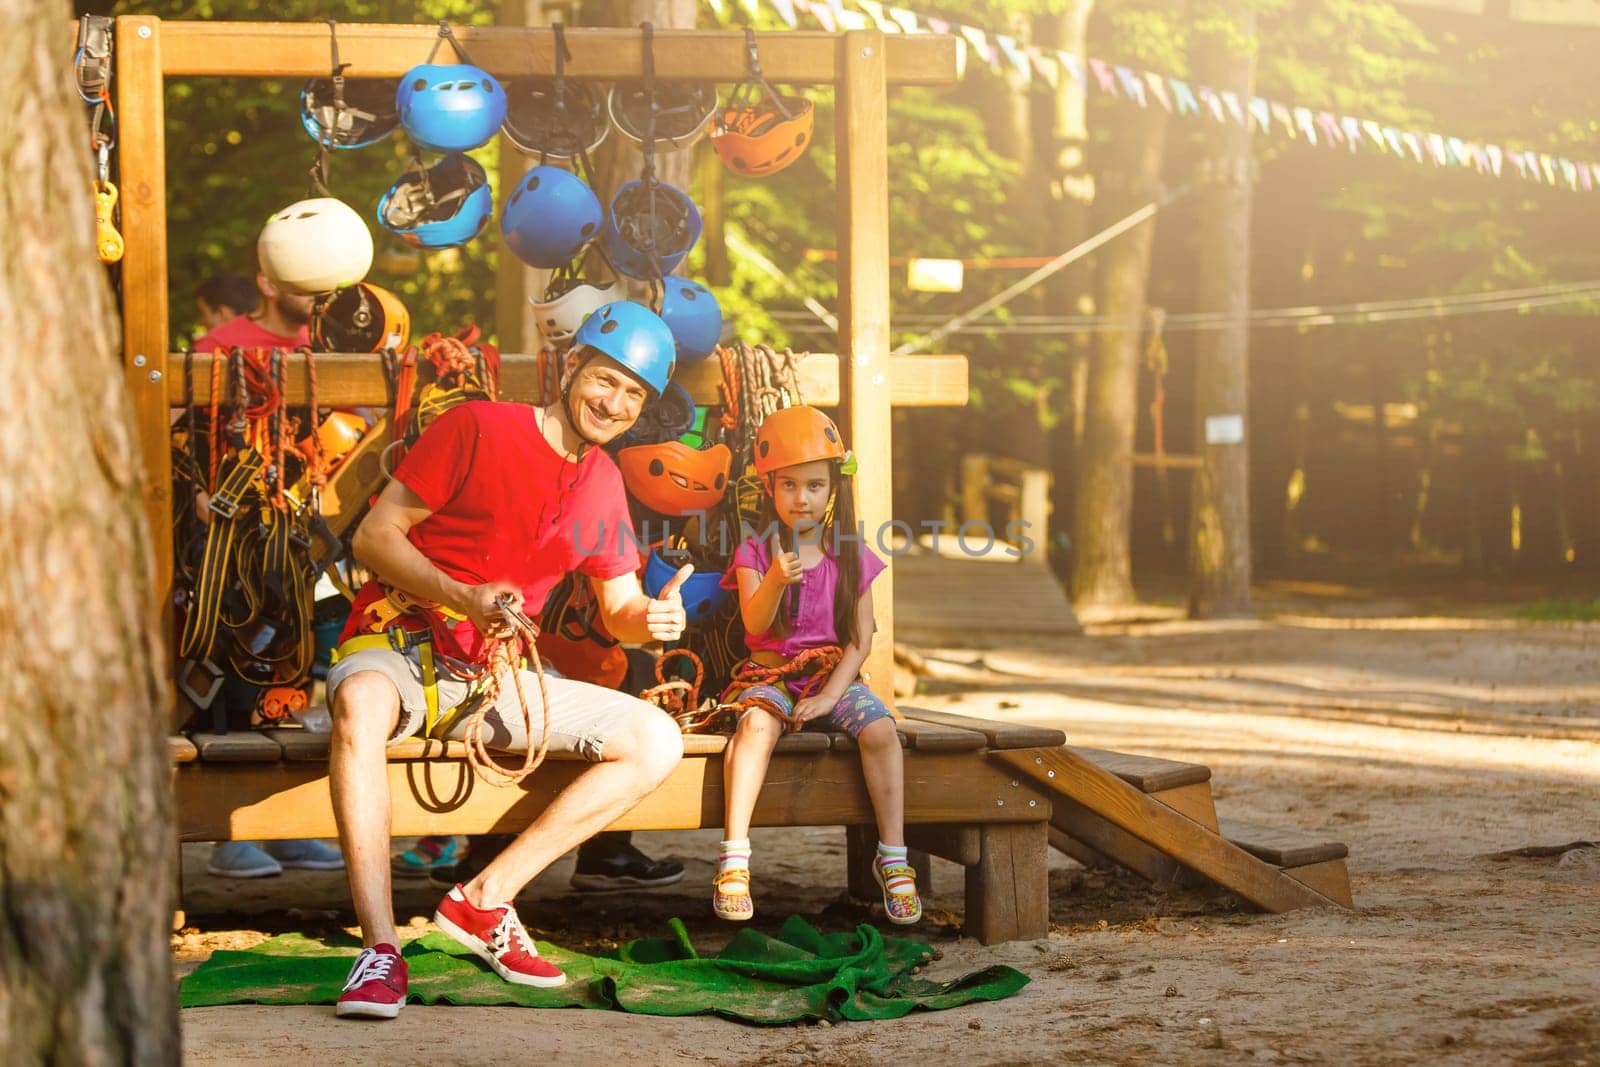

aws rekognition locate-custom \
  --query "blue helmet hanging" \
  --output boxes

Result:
[572,301,676,398]
[377,154,492,250]
[599,179,702,281]
[500,166,603,270]
[658,277,722,363]
[396,62,507,154]
[643,549,729,624]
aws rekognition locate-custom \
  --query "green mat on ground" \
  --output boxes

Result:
[179,915,1028,1024]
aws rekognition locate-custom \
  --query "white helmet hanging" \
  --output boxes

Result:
[257,197,374,295]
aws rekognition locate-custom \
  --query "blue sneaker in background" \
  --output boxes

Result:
[207,841,283,879]
[265,839,346,870]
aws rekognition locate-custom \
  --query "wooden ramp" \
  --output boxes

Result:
[892,553,1080,644]
[900,708,1354,911]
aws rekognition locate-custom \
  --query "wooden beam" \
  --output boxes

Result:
[174,750,1050,840]
[164,351,968,408]
[996,747,1349,912]
[117,16,180,729]
[154,22,957,85]
[836,30,897,708]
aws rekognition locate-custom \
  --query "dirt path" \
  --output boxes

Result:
[176,594,1600,1065]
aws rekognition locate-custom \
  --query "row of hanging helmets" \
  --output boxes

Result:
[258,20,814,366]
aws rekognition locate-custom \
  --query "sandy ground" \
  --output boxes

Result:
[175,579,1600,1065]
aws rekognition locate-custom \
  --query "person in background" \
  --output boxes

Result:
[194,272,260,333]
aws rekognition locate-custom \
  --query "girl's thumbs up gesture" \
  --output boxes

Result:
[767,532,804,587]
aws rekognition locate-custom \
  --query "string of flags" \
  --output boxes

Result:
[705,0,1599,193]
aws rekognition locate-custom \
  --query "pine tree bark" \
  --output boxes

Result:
[0,4,179,1062]
[1069,103,1168,611]
[1187,2,1256,619]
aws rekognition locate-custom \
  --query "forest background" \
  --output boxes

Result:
[88,0,1600,607]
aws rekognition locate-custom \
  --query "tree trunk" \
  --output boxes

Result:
[0,2,178,1061]
[1069,104,1167,611]
[1043,2,1094,552]
[1187,2,1256,619]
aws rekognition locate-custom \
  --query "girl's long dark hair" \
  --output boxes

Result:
[759,463,863,649]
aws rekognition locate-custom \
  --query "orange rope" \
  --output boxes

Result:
[455,600,552,787]
[717,645,845,734]
[207,347,226,493]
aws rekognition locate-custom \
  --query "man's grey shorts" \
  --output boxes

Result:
[325,644,651,761]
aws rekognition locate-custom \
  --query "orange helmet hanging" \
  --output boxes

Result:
[712,95,814,177]
[618,440,733,516]
[752,405,845,477]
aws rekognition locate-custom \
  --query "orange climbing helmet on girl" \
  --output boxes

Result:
[752,405,857,478]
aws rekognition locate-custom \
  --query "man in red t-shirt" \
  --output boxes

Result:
[192,269,313,353]
[326,302,693,1020]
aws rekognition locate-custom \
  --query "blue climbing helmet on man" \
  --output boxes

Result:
[571,301,676,399]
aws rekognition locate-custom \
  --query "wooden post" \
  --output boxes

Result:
[1018,465,1052,550]
[117,16,177,725]
[964,821,1049,944]
[835,30,895,704]
[961,453,988,528]
[493,0,550,353]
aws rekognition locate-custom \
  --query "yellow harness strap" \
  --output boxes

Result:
[329,628,447,738]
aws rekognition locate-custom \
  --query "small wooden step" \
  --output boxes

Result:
[1071,747,1211,793]
[898,706,1066,749]
[1219,819,1348,868]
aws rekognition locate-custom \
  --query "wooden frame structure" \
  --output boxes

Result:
[113,18,960,723]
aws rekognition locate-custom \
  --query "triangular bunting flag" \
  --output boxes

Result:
[772,0,798,27]
[708,0,726,16]
[1058,51,1084,87]
[1591,163,1600,188]
[810,1,836,31]
[858,0,897,33]
[1425,133,1447,165]
[1561,158,1578,189]
[1293,106,1317,145]
[1384,127,1405,156]
[1362,119,1388,152]
[888,6,919,33]
[1197,85,1225,123]
[1315,111,1343,146]
[1170,79,1200,117]
[1114,65,1147,106]
[1220,90,1247,127]
[1088,56,1118,94]
[926,15,949,33]
[1248,96,1271,133]
[1542,154,1559,184]
[1446,136,1467,166]
[1028,47,1060,89]
[960,24,999,68]
[1145,72,1173,112]
[1464,141,1486,173]
[952,35,967,77]
[838,9,869,29]
[1340,116,1362,152]
[1402,131,1424,163]
[995,34,1032,83]
[740,0,761,17]
[1580,164,1593,191]
[1486,143,1504,176]
[1271,100,1296,137]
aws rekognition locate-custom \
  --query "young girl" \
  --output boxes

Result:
[713,405,920,925]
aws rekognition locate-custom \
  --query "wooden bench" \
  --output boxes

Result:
[171,708,1065,945]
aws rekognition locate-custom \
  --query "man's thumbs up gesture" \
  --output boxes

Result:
[646,563,695,642]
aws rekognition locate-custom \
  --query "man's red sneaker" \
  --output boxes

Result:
[433,884,567,987]
[335,943,408,1019]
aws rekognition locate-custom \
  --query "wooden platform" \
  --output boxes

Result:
[172,710,1064,945]
[891,553,1081,645]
